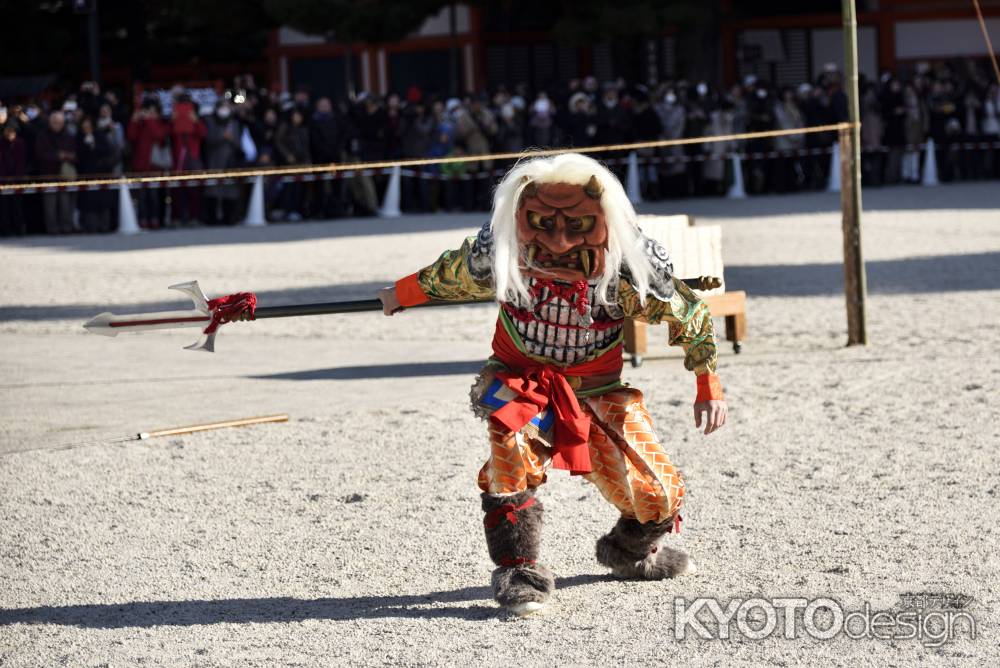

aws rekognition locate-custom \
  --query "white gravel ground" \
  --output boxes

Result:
[1,183,998,666]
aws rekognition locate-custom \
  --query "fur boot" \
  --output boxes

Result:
[595,515,695,579]
[482,489,554,615]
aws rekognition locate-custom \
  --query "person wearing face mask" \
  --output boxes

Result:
[684,82,711,195]
[703,97,736,197]
[18,102,44,159]
[529,93,555,148]
[203,101,244,225]
[745,84,776,193]
[655,89,686,197]
[97,103,126,175]
[61,100,80,138]
[495,100,525,155]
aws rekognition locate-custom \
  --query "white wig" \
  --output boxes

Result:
[490,152,655,306]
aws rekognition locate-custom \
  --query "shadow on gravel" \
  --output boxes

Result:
[253,360,486,381]
[725,251,1000,296]
[0,574,609,627]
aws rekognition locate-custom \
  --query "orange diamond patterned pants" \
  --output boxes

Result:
[477,387,684,524]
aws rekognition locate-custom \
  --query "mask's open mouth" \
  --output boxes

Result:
[526,244,594,277]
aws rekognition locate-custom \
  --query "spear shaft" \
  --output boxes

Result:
[252,298,486,319]
[250,276,718,320]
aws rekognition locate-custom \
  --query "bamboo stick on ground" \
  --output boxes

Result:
[4,414,290,456]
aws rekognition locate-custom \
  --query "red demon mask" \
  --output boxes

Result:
[516,177,608,281]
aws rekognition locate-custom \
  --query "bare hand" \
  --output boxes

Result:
[378,286,402,316]
[694,400,727,435]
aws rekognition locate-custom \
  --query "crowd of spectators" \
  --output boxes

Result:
[1,62,998,236]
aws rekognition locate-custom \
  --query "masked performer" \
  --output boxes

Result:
[379,153,726,616]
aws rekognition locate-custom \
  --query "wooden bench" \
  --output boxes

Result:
[624,214,747,367]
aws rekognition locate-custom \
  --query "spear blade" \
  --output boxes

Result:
[82,280,216,351]
[82,309,211,336]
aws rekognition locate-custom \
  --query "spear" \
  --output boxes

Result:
[83,277,721,352]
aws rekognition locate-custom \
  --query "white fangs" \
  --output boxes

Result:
[527,244,593,276]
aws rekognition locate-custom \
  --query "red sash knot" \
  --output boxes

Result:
[487,318,624,476]
[492,364,593,474]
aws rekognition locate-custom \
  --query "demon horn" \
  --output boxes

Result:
[584,175,603,199]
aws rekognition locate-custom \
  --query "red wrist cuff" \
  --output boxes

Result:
[395,273,431,307]
[696,373,724,402]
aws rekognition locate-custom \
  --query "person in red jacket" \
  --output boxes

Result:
[126,100,168,229]
[169,93,207,225]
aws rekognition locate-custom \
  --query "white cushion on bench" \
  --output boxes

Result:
[637,215,726,297]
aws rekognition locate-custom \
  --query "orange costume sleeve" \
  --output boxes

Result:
[696,373,724,402]
[394,273,431,308]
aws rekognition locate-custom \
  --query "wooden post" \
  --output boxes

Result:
[841,0,868,346]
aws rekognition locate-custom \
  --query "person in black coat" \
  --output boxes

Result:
[881,77,906,184]
[76,115,117,233]
[0,121,29,235]
[309,97,345,217]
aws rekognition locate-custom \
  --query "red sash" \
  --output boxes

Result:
[488,318,623,475]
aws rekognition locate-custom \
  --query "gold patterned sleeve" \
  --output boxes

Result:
[619,277,719,379]
[394,236,496,306]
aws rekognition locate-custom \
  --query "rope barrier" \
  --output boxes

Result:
[4,134,999,194]
[0,122,855,194]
